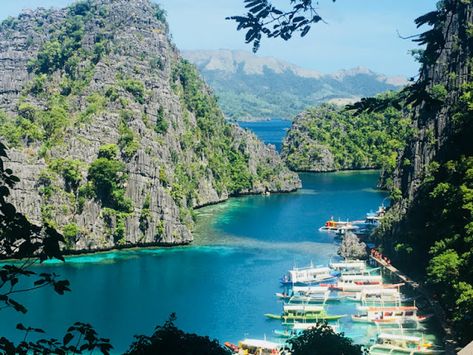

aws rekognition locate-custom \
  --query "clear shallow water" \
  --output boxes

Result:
[0,171,405,353]
[238,119,292,152]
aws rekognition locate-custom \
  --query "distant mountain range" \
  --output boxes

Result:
[183,49,408,121]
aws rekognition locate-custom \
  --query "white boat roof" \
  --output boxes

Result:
[290,266,331,274]
[330,261,366,268]
[378,333,422,342]
[293,286,329,293]
[340,274,382,281]
[284,304,324,312]
[362,288,400,295]
[366,306,418,311]
[240,339,280,350]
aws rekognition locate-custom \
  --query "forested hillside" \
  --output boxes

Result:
[281,98,411,179]
[0,0,300,251]
[184,49,407,120]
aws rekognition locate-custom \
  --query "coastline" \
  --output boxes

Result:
[289,167,381,174]
[1,170,384,263]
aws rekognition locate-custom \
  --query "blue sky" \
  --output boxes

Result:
[1,0,437,76]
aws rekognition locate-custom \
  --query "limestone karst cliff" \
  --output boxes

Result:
[375,0,473,344]
[281,102,410,173]
[0,0,300,251]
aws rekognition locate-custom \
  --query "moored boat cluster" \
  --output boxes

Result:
[226,259,443,354]
[225,206,443,354]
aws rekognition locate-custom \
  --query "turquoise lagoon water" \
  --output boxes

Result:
[238,119,291,152]
[0,172,395,353]
[0,121,441,352]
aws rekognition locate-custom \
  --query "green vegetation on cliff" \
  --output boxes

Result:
[376,80,473,343]
[281,98,411,180]
[0,0,299,251]
[365,0,473,345]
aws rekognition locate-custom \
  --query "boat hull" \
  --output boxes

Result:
[351,316,428,325]
[265,313,345,321]
[280,275,338,286]
[276,293,343,303]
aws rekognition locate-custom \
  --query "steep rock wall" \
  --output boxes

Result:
[0,0,300,251]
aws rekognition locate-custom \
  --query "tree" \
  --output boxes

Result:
[125,314,230,355]
[227,0,336,52]
[285,322,365,355]
[338,232,367,260]
[0,140,113,354]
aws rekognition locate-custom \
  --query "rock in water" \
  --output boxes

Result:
[0,0,300,251]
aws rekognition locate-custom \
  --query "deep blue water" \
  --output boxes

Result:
[238,119,292,151]
[0,172,388,353]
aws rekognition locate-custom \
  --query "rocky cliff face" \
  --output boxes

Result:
[391,1,473,202]
[281,110,337,172]
[375,1,473,345]
[0,0,300,251]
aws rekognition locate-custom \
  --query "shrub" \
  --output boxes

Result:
[155,106,168,134]
[98,144,119,159]
[121,79,145,104]
[63,222,80,247]
[50,158,82,192]
[88,145,132,213]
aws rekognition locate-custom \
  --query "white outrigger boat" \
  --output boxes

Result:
[352,306,432,325]
[283,304,325,313]
[280,264,337,285]
[329,260,366,272]
[292,285,330,295]
[341,268,382,277]
[276,286,343,303]
[369,333,443,354]
[347,288,403,304]
[328,274,383,292]
[319,219,358,235]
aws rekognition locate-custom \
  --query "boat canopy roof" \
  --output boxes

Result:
[293,286,329,293]
[284,304,324,312]
[361,288,400,295]
[340,274,382,281]
[240,339,280,350]
[366,306,418,311]
[378,333,422,342]
[330,259,364,266]
[290,266,330,274]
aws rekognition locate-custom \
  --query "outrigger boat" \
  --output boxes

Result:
[341,267,381,276]
[352,205,387,235]
[265,304,345,322]
[286,293,343,303]
[369,333,443,354]
[284,304,324,313]
[276,286,342,303]
[346,288,403,304]
[329,260,366,272]
[292,285,329,293]
[319,219,358,235]
[328,274,383,292]
[352,306,431,325]
[280,264,337,285]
